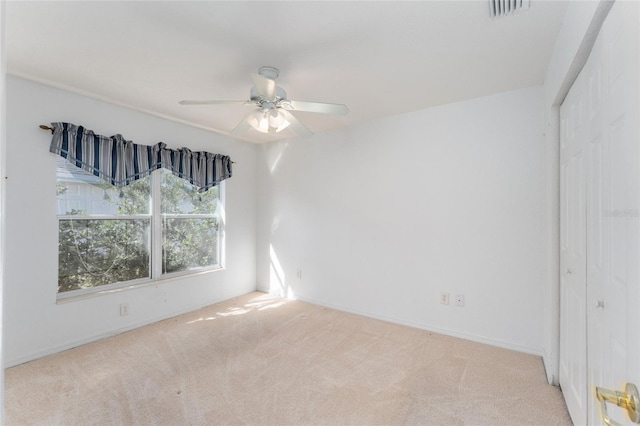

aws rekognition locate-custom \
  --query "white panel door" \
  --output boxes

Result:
[560,57,588,426]
[585,30,606,424]
[592,1,639,424]
[560,1,640,425]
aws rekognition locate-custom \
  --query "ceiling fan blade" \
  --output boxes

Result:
[229,115,252,135]
[285,100,349,115]
[251,74,276,100]
[280,109,313,137]
[179,100,247,105]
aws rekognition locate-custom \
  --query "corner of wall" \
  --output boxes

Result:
[0,0,6,420]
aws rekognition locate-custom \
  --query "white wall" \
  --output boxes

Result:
[4,76,258,366]
[257,86,545,355]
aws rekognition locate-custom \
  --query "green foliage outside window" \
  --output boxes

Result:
[161,172,219,274]
[162,218,218,274]
[58,219,150,292]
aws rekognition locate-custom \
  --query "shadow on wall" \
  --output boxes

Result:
[269,244,296,299]
[261,140,296,298]
[265,140,289,175]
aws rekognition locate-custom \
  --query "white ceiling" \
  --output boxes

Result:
[6,1,568,144]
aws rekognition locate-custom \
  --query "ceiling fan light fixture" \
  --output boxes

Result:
[268,109,290,132]
[248,110,268,133]
[249,109,290,133]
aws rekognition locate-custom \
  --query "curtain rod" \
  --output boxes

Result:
[39,124,236,163]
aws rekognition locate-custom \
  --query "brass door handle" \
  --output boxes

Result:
[596,383,640,426]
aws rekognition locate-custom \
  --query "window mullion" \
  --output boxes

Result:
[161,213,216,219]
[151,171,163,279]
[57,215,151,220]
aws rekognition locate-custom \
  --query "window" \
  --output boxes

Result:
[160,170,221,274]
[56,158,223,295]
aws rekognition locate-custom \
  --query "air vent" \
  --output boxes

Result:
[489,0,530,18]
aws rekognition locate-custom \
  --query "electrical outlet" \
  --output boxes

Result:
[455,295,465,307]
[120,303,130,316]
[440,292,449,305]
[296,269,302,280]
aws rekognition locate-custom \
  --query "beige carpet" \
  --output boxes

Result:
[5,292,572,425]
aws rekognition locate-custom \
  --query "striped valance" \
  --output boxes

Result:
[49,122,232,191]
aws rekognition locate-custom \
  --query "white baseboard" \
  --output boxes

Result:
[5,288,255,368]
[9,288,545,369]
[291,294,544,357]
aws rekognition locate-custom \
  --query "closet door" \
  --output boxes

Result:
[590,1,640,424]
[560,1,639,425]
[559,58,588,426]
[585,26,606,425]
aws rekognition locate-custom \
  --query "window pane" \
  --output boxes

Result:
[58,219,150,292]
[161,170,219,215]
[56,157,150,216]
[162,218,219,274]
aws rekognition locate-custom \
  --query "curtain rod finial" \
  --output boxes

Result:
[39,124,55,133]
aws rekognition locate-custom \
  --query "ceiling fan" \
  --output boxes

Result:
[179,66,349,137]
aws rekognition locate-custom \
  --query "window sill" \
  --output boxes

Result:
[56,266,225,304]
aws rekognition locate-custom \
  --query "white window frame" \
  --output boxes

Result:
[56,169,225,301]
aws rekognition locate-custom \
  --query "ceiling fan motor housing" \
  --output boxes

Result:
[258,66,279,80]
[250,86,287,107]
